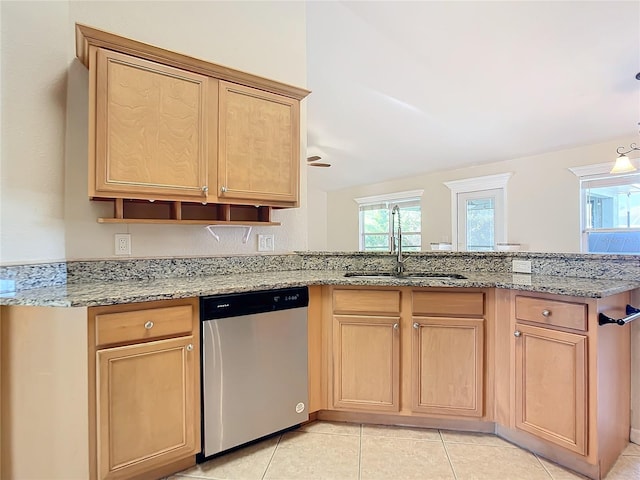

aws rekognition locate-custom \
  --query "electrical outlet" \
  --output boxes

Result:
[115,233,131,255]
[257,234,274,252]
[512,259,532,274]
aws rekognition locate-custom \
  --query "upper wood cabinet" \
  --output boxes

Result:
[75,24,310,222]
[92,48,212,202]
[218,81,299,206]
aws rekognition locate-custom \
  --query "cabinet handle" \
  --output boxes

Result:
[221,186,227,193]
[186,344,194,352]
[413,322,420,329]
[514,330,521,337]
[144,321,154,330]
[542,309,551,317]
[393,323,399,330]
[201,186,209,195]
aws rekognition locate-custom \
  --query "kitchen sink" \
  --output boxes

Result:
[344,272,467,280]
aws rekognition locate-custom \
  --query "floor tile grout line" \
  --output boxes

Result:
[439,429,459,480]
[358,423,363,480]
[260,433,282,480]
[534,453,556,479]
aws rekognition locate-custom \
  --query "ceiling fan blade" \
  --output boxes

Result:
[307,155,322,162]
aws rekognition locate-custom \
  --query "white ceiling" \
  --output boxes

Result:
[305,1,640,191]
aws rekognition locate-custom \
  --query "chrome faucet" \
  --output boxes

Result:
[391,205,404,274]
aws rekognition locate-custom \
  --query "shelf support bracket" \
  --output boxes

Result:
[205,225,253,244]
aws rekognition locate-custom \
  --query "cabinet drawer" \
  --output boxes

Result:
[95,305,194,347]
[412,291,484,316]
[515,296,587,331]
[333,289,400,314]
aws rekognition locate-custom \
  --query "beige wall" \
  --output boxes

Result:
[1,1,308,264]
[326,136,639,253]
[1,306,89,479]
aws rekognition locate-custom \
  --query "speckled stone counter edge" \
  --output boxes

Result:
[1,251,639,293]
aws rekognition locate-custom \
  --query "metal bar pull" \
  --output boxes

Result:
[598,305,640,326]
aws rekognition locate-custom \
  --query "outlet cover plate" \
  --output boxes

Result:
[512,260,532,274]
[258,234,274,252]
[115,234,131,255]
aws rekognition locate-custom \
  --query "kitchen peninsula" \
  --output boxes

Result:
[1,251,639,480]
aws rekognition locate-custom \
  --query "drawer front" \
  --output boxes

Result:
[333,289,401,314]
[515,296,587,331]
[95,305,194,347]
[412,291,484,316]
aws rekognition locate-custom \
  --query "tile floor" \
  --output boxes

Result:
[169,421,640,480]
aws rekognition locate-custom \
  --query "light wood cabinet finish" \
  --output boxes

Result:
[93,48,210,202]
[76,24,310,222]
[515,295,587,331]
[412,291,484,316]
[95,304,193,347]
[218,81,299,206]
[514,323,587,455]
[97,336,197,479]
[327,287,490,420]
[412,317,484,417]
[332,314,401,412]
[333,289,401,315]
[89,298,200,480]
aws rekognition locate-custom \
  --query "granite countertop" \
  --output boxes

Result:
[1,269,639,307]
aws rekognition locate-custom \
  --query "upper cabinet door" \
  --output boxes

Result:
[92,48,211,201]
[218,81,300,206]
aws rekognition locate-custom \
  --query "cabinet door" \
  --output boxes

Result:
[332,315,400,412]
[411,317,484,417]
[96,336,197,479]
[93,48,210,201]
[218,81,299,206]
[514,323,587,455]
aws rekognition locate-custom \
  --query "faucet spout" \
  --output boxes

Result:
[391,205,404,274]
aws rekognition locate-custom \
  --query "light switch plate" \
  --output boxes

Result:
[512,260,532,274]
[258,234,274,252]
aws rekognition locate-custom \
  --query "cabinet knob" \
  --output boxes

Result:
[221,186,227,193]
[542,309,551,317]
[202,186,209,194]
[514,330,521,337]
[413,322,420,329]
[393,323,399,330]
[186,344,194,352]
[144,321,154,330]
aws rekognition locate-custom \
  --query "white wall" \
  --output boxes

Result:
[1,1,69,263]
[307,186,328,250]
[326,136,639,253]
[1,1,308,263]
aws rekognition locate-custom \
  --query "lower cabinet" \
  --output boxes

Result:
[497,290,632,479]
[514,323,587,455]
[328,287,488,419]
[411,317,484,417]
[332,289,401,411]
[89,298,200,480]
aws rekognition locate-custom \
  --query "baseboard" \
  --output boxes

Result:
[631,428,640,445]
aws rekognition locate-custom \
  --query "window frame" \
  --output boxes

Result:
[444,173,512,251]
[569,163,640,253]
[354,190,424,252]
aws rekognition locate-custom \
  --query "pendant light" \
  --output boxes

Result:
[611,73,640,174]
[611,145,639,174]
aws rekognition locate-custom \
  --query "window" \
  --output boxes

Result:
[444,174,511,251]
[571,165,640,254]
[355,191,423,252]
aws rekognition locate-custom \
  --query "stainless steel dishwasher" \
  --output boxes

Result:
[198,286,309,461]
